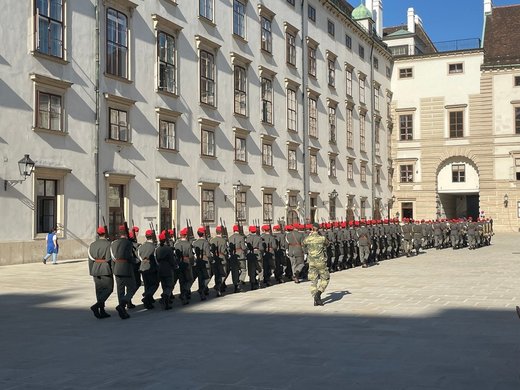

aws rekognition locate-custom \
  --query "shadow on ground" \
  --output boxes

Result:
[0,292,519,390]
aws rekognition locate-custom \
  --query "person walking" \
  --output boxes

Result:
[43,227,59,264]
[516,306,520,319]
[87,226,113,319]
[303,223,329,306]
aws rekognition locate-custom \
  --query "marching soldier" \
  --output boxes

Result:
[401,218,413,257]
[209,226,227,296]
[245,225,263,290]
[412,219,423,255]
[192,227,212,300]
[228,224,246,292]
[137,229,160,309]
[128,226,141,308]
[467,218,477,250]
[285,224,305,283]
[173,228,194,305]
[357,220,371,268]
[260,224,277,286]
[272,224,287,283]
[433,219,443,250]
[303,223,329,306]
[87,226,113,319]
[450,219,460,249]
[110,225,137,319]
[155,231,177,310]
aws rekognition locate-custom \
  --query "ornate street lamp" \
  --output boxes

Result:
[4,154,36,191]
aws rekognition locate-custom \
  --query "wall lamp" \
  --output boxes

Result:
[328,189,338,199]
[224,180,243,202]
[504,193,509,208]
[4,154,36,191]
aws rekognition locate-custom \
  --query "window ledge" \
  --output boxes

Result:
[104,72,133,84]
[261,49,273,57]
[261,121,274,127]
[105,138,132,146]
[286,62,297,69]
[288,168,298,172]
[157,147,178,154]
[309,135,319,140]
[234,160,248,165]
[200,154,217,160]
[328,84,336,90]
[262,164,274,169]
[233,112,248,119]
[31,50,69,65]
[198,15,216,27]
[200,101,217,110]
[287,128,298,134]
[157,89,179,99]
[233,34,248,44]
[33,127,68,136]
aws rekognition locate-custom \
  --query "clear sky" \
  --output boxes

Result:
[382,0,520,43]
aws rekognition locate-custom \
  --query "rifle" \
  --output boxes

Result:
[149,222,158,245]
[238,221,244,236]
[130,219,137,243]
[164,228,172,246]
[123,221,132,241]
[254,219,260,236]
[172,220,177,241]
[186,219,194,241]
[204,224,211,240]
[102,216,110,241]
[220,218,228,239]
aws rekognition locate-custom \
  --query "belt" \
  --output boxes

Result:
[94,259,107,263]
[115,259,128,263]
[288,243,301,246]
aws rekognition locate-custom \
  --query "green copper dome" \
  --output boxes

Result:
[352,2,373,20]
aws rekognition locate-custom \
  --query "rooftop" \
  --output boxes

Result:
[483,4,520,67]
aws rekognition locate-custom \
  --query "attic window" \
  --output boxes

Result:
[399,68,413,79]
[448,63,464,74]
[515,76,520,87]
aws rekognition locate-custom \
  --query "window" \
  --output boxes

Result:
[263,193,273,222]
[37,91,62,131]
[399,114,413,140]
[308,5,316,22]
[391,45,409,56]
[106,8,128,79]
[399,68,413,79]
[360,199,366,219]
[37,178,57,233]
[234,65,247,115]
[515,158,520,180]
[345,34,352,49]
[329,156,336,177]
[346,67,353,97]
[359,77,366,104]
[199,0,213,21]
[310,152,318,174]
[236,191,247,222]
[360,164,367,183]
[261,77,273,124]
[233,0,246,38]
[201,189,215,223]
[452,164,465,182]
[310,196,317,223]
[329,196,336,220]
[516,107,520,134]
[35,0,64,58]
[386,66,391,78]
[288,148,297,170]
[360,113,366,152]
[159,119,176,150]
[373,57,379,70]
[358,44,365,60]
[261,17,272,53]
[401,202,413,219]
[515,76,520,87]
[235,136,247,162]
[347,160,354,180]
[328,59,335,87]
[109,108,128,142]
[158,32,176,94]
[200,50,215,106]
[400,164,413,183]
[287,88,297,131]
[375,166,381,185]
[449,111,464,138]
[286,32,296,65]
[108,183,124,238]
[346,107,353,148]
[308,45,317,77]
[309,97,318,137]
[328,106,336,143]
[375,120,380,156]
[327,20,335,37]
[201,128,215,156]
[262,142,273,167]
[374,85,380,111]
[449,63,463,74]
[160,187,173,231]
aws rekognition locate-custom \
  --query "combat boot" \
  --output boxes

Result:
[234,284,242,293]
[314,291,324,306]
[90,303,101,319]
[98,303,111,318]
[116,304,130,319]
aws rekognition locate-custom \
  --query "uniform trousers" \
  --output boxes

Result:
[308,260,330,296]
[93,275,113,305]
[115,273,137,306]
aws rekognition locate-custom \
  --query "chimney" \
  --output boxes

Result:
[414,14,423,28]
[372,0,384,37]
[407,7,415,34]
[484,0,493,15]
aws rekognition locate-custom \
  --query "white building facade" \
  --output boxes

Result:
[0,0,393,264]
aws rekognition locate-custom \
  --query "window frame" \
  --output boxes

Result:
[346,66,353,97]
[345,34,352,49]
[308,96,318,138]
[109,107,129,142]
[360,113,366,152]
[159,118,176,151]
[448,62,464,74]
[452,163,466,183]
[36,90,63,132]
[287,87,297,132]
[399,67,413,79]
[234,135,247,163]
[233,0,246,39]
[328,105,337,144]
[157,30,177,95]
[347,160,354,180]
[327,19,335,37]
[308,44,317,77]
[235,191,247,222]
[286,31,296,66]
[201,127,216,157]
[360,164,367,183]
[515,106,520,135]
[36,178,58,234]
[449,110,464,138]
[310,151,318,175]
[359,76,366,105]
[288,147,297,171]
[201,188,216,223]
[328,58,335,87]
[261,16,273,53]
[358,44,365,60]
[262,141,273,167]
[106,7,129,79]
[328,155,337,178]
[34,0,64,59]
[399,113,413,141]
[308,4,316,22]
[261,77,273,124]
[263,192,274,223]
[234,65,247,116]
[400,164,414,183]
[199,0,214,22]
[346,106,353,149]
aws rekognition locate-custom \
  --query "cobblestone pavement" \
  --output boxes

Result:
[1,234,519,390]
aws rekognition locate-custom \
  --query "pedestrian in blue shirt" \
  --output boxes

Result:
[43,227,59,264]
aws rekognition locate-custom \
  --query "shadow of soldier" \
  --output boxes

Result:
[322,290,350,304]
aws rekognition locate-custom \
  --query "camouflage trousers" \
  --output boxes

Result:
[308,259,330,296]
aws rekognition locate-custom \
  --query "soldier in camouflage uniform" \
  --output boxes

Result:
[87,226,113,319]
[303,223,329,306]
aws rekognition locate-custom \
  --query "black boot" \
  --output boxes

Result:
[234,284,241,293]
[98,304,111,319]
[116,304,130,319]
[90,303,101,319]
[314,291,324,306]
[126,301,136,309]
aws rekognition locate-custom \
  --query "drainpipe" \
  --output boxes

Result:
[301,0,310,221]
[95,0,100,228]
[369,33,376,218]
